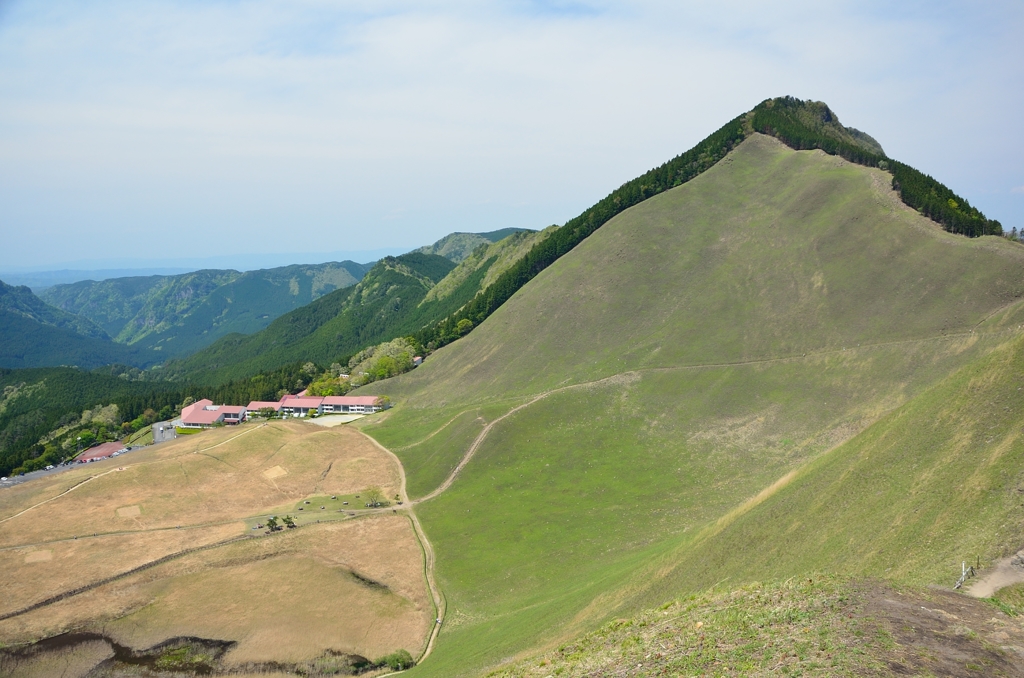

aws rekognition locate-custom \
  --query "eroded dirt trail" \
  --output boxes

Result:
[968,549,1024,598]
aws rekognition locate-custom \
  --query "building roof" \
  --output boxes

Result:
[247,401,282,411]
[280,396,325,408]
[183,408,223,425]
[180,399,214,421]
[321,395,381,406]
[77,441,123,462]
[218,405,246,415]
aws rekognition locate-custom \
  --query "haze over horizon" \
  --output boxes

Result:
[1,0,1022,271]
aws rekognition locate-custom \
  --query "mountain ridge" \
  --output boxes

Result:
[354,130,1024,675]
[414,228,536,263]
[39,261,372,360]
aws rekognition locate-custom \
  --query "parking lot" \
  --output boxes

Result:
[1,421,177,490]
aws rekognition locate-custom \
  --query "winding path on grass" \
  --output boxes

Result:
[5,324,1023,666]
[967,549,1024,598]
[359,322,1024,668]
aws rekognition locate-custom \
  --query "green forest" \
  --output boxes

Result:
[749,96,1002,237]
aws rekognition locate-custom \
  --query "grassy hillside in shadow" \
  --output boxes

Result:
[356,134,1024,675]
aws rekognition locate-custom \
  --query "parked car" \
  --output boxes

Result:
[1,477,7,481]
[45,465,54,470]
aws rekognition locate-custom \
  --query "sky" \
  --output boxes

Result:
[1,0,1022,272]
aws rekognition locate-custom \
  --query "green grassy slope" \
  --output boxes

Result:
[415,229,536,263]
[39,262,370,360]
[619,327,1024,612]
[356,134,1024,676]
[366,134,1024,408]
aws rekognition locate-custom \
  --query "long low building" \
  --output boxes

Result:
[279,395,388,417]
[183,394,388,425]
[246,400,283,414]
[279,396,324,417]
[180,399,247,428]
[321,395,385,414]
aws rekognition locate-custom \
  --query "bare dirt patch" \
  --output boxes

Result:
[22,550,52,564]
[262,465,287,479]
[968,548,1024,599]
[862,582,1024,676]
[305,414,365,427]
[115,504,141,518]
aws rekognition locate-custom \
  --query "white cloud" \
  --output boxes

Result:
[0,1,1022,268]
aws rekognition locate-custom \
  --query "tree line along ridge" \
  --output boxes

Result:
[415,96,1002,352]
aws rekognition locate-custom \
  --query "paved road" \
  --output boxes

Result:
[0,448,149,490]
[1,421,179,491]
[0,464,79,489]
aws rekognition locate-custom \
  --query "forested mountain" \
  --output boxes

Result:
[414,228,534,262]
[0,312,151,371]
[0,279,109,340]
[0,280,152,370]
[39,261,371,359]
[163,230,553,384]
[160,253,456,382]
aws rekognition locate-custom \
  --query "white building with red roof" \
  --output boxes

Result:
[246,400,283,414]
[279,396,324,417]
[321,395,386,414]
[180,399,247,428]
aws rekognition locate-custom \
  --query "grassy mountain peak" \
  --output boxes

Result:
[415,228,536,263]
[751,96,885,156]
[355,130,1024,675]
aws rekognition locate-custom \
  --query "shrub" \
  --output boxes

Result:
[375,649,415,670]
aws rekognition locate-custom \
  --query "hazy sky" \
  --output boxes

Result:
[1,1,1022,270]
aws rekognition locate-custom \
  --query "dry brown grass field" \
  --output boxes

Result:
[0,420,427,675]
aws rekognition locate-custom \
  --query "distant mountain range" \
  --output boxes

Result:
[0,229,536,372]
[162,228,545,383]
[38,261,372,360]
[0,280,147,369]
